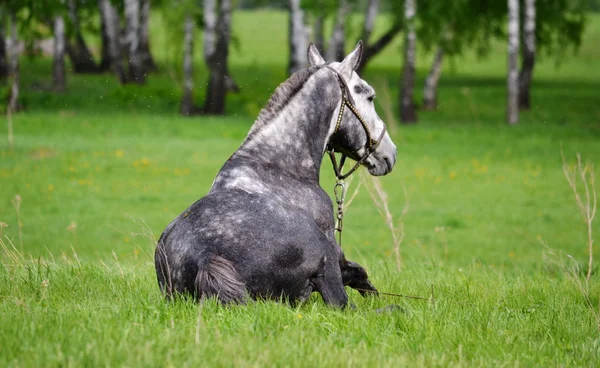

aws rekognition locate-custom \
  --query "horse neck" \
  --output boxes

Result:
[235,71,340,181]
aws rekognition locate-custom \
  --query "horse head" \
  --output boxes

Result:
[308,41,397,177]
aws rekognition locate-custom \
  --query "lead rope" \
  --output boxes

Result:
[333,176,346,247]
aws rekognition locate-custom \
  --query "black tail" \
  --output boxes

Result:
[195,256,246,304]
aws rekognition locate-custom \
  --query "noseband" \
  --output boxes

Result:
[325,65,387,181]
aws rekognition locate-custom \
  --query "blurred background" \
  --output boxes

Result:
[0,0,598,268]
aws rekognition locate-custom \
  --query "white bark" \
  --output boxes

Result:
[203,0,217,63]
[326,0,348,61]
[53,16,66,91]
[125,0,144,83]
[400,0,417,123]
[507,0,520,124]
[288,0,309,75]
[202,0,235,114]
[422,45,444,110]
[98,0,126,83]
[519,0,536,109]
[181,14,195,115]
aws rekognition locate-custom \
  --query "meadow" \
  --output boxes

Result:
[1,10,600,367]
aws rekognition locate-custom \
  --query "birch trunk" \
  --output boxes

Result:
[98,0,126,83]
[202,0,233,115]
[507,0,520,124]
[288,0,309,75]
[139,0,156,72]
[125,0,145,84]
[180,15,196,116]
[7,12,19,113]
[400,0,417,124]
[53,16,67,92]
[66,0,99,73]
[519,0,535,110]
[326,0,348,61]
[422,44,445,110]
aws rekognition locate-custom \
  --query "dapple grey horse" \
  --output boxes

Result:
[155,41,397,308]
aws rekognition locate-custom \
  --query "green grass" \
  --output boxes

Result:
[1,10,600,367]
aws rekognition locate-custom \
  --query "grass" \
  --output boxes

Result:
[1,9,600,367]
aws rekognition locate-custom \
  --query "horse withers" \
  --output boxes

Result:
[155,41,397,308]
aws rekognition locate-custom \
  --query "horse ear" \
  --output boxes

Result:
[307,43,326,66]
[340,40,363,78]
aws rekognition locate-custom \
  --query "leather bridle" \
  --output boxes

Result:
[324,65,388,247]
[325,65,387,181]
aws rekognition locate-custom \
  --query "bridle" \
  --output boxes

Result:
[325,65,387,181]
[324,65,387,247]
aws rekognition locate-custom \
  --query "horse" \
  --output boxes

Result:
[154,41,397,308]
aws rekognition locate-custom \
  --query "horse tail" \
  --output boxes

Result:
[195,255,246,304]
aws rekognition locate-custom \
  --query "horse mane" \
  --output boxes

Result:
[249,65,324,133]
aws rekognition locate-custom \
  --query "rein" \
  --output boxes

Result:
[324,66,387,247]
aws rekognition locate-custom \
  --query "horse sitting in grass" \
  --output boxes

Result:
[155,41,397,308]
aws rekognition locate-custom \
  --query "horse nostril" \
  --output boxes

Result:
[384,155,393,170]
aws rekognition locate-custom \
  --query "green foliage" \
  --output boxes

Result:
[0,11,599,366]
[536,0,588,64]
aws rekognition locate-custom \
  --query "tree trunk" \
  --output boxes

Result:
[288,0,309,75]
[400,0,417,124]
[357,22,402,75]
[326,0,348,61]
[53,16,67,92]
[66,0,100,73]
[180,15,196,116]
[202,0,233,115]
[139,0,157,72]
[98,0,126,83]
[125,0,145,84]
[7,12,19,113]
[519,0,535,110]
[507,0,520,124]
[422,45,444,110]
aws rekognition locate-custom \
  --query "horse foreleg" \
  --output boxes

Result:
[312,257,349,308]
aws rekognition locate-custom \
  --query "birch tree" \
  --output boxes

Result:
[180,14,197,116]
[98,0,126,84]
[201,0,235,115]
[124,0,145,84]
[52,15,67,92]
[519,0,535,110]
[422,45,444,110]
[507,0,520,125]
[400,0,417,124]
[288,0,309,75]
